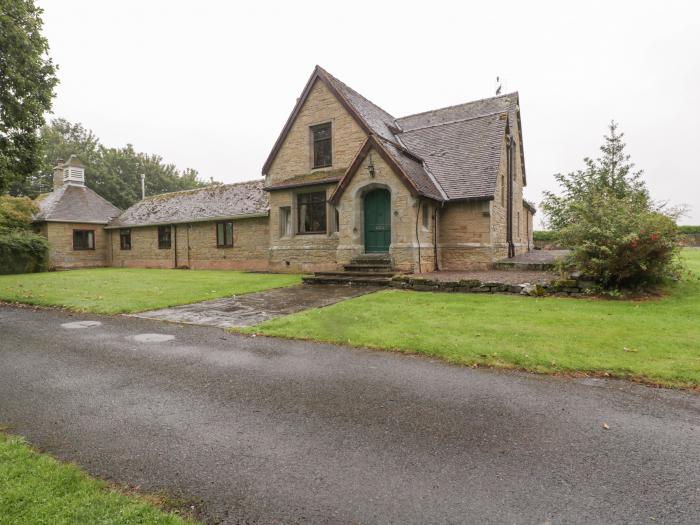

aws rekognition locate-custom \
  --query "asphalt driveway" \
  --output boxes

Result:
[1,304,699,524]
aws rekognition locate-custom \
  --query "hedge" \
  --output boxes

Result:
[679,225,700,234]
[0,230,49,275]
[533,230,557,242]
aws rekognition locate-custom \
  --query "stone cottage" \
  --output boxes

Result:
[34,66,534,272]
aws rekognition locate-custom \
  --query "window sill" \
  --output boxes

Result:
[216,245,234,249]
[296,231,327,236]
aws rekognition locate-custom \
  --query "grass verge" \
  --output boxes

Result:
[0,432,197,524]
[0,268,301,314]
[238,249,700,389]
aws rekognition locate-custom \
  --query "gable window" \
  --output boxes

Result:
[298,191,326,234]
[216,221,234,247]
[120,229,131,250]
[279,207,292,237]
[311,123,332,169]
[73,229,95,250]
[158,226,171,249]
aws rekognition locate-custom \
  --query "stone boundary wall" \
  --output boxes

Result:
[390,275,595,297]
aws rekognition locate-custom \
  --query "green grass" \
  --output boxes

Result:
[241,250,700,389]
[0,268,301,314]
[0,432,196,524]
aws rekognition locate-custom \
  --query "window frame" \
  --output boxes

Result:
[157,225,172,250]
[311,122,332,169]
[119,228,132,250]
[216,221,234,248]
[279,206,292,238]
[297,191,327,235]
[72,229,95,251]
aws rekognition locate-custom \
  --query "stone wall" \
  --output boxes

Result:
[109,217,270,271]
[268,185,340,273]
[266,79,367,185]
[43,222,109,269]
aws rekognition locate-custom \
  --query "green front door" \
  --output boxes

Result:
[364,189,391,253]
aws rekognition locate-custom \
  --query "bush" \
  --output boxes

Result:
[558,192,682,289]
[0,195,37,230]
[533,230,556,242]
[0,229,49,274]
[678,225,700,234]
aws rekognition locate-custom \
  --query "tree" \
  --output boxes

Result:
[17,118,208,208]
[541,122,682,289]
[0,0,58,193]
[541,121,649,231]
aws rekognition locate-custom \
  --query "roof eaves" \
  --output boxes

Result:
[106,211,270,229]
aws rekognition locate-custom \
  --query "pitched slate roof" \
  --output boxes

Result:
[107,180,268,228]
[34,185,121,224]
[395,113,508,200]
[263,66,525,204]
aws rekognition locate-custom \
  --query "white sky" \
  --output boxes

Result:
[39,0,700,225]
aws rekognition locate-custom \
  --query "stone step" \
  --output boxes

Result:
[351,254,391,263]
[343,264,394,273]
[302,275,392,286]
[493,261,556,271]
[315,271,396,278]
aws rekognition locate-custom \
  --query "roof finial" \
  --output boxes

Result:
[495,76,502,96]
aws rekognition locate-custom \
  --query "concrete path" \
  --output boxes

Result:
[131,284,378,328]
[1,304,699,524]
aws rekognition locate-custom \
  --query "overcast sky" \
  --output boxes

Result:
[39,1,700,224]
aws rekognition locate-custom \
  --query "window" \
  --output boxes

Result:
[298,191,326,234]
[311,123,332,168]
[120,229,131,250]
[422,203,430,229]
[73,229,95,250]
[333,207,340,233]
[279,207,292,237]
[158,226,171,249]
[216,221,234,247]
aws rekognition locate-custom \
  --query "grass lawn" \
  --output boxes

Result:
[0,432,196,524]
[240,249,700,389]
[0,268,301,314]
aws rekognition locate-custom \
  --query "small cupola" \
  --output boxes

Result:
[62,155,85,187]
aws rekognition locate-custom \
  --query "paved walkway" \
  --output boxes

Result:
[132,284,377,328]
[2,304,698,524]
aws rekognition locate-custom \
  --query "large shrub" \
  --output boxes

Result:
[0,195,48,274]
[542,122,682,290]
[0,229,48,274]
[558,192,682,288]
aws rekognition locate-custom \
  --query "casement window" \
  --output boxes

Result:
[157,226,172,249]
[119,229,131,250]
[216,221,234,247]
[73,229,95,250]
[311,123,332,169]
[298,191,326,234]
[279,207,292,237]
[422,203,430,229]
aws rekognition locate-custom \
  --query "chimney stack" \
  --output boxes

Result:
[53,159,65,191]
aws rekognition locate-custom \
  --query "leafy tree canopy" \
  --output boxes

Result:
[0,0,58,193]
[541,121,650,231]
[15,118,208,210]
[0,195,37,231]
[542,121,682,289]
